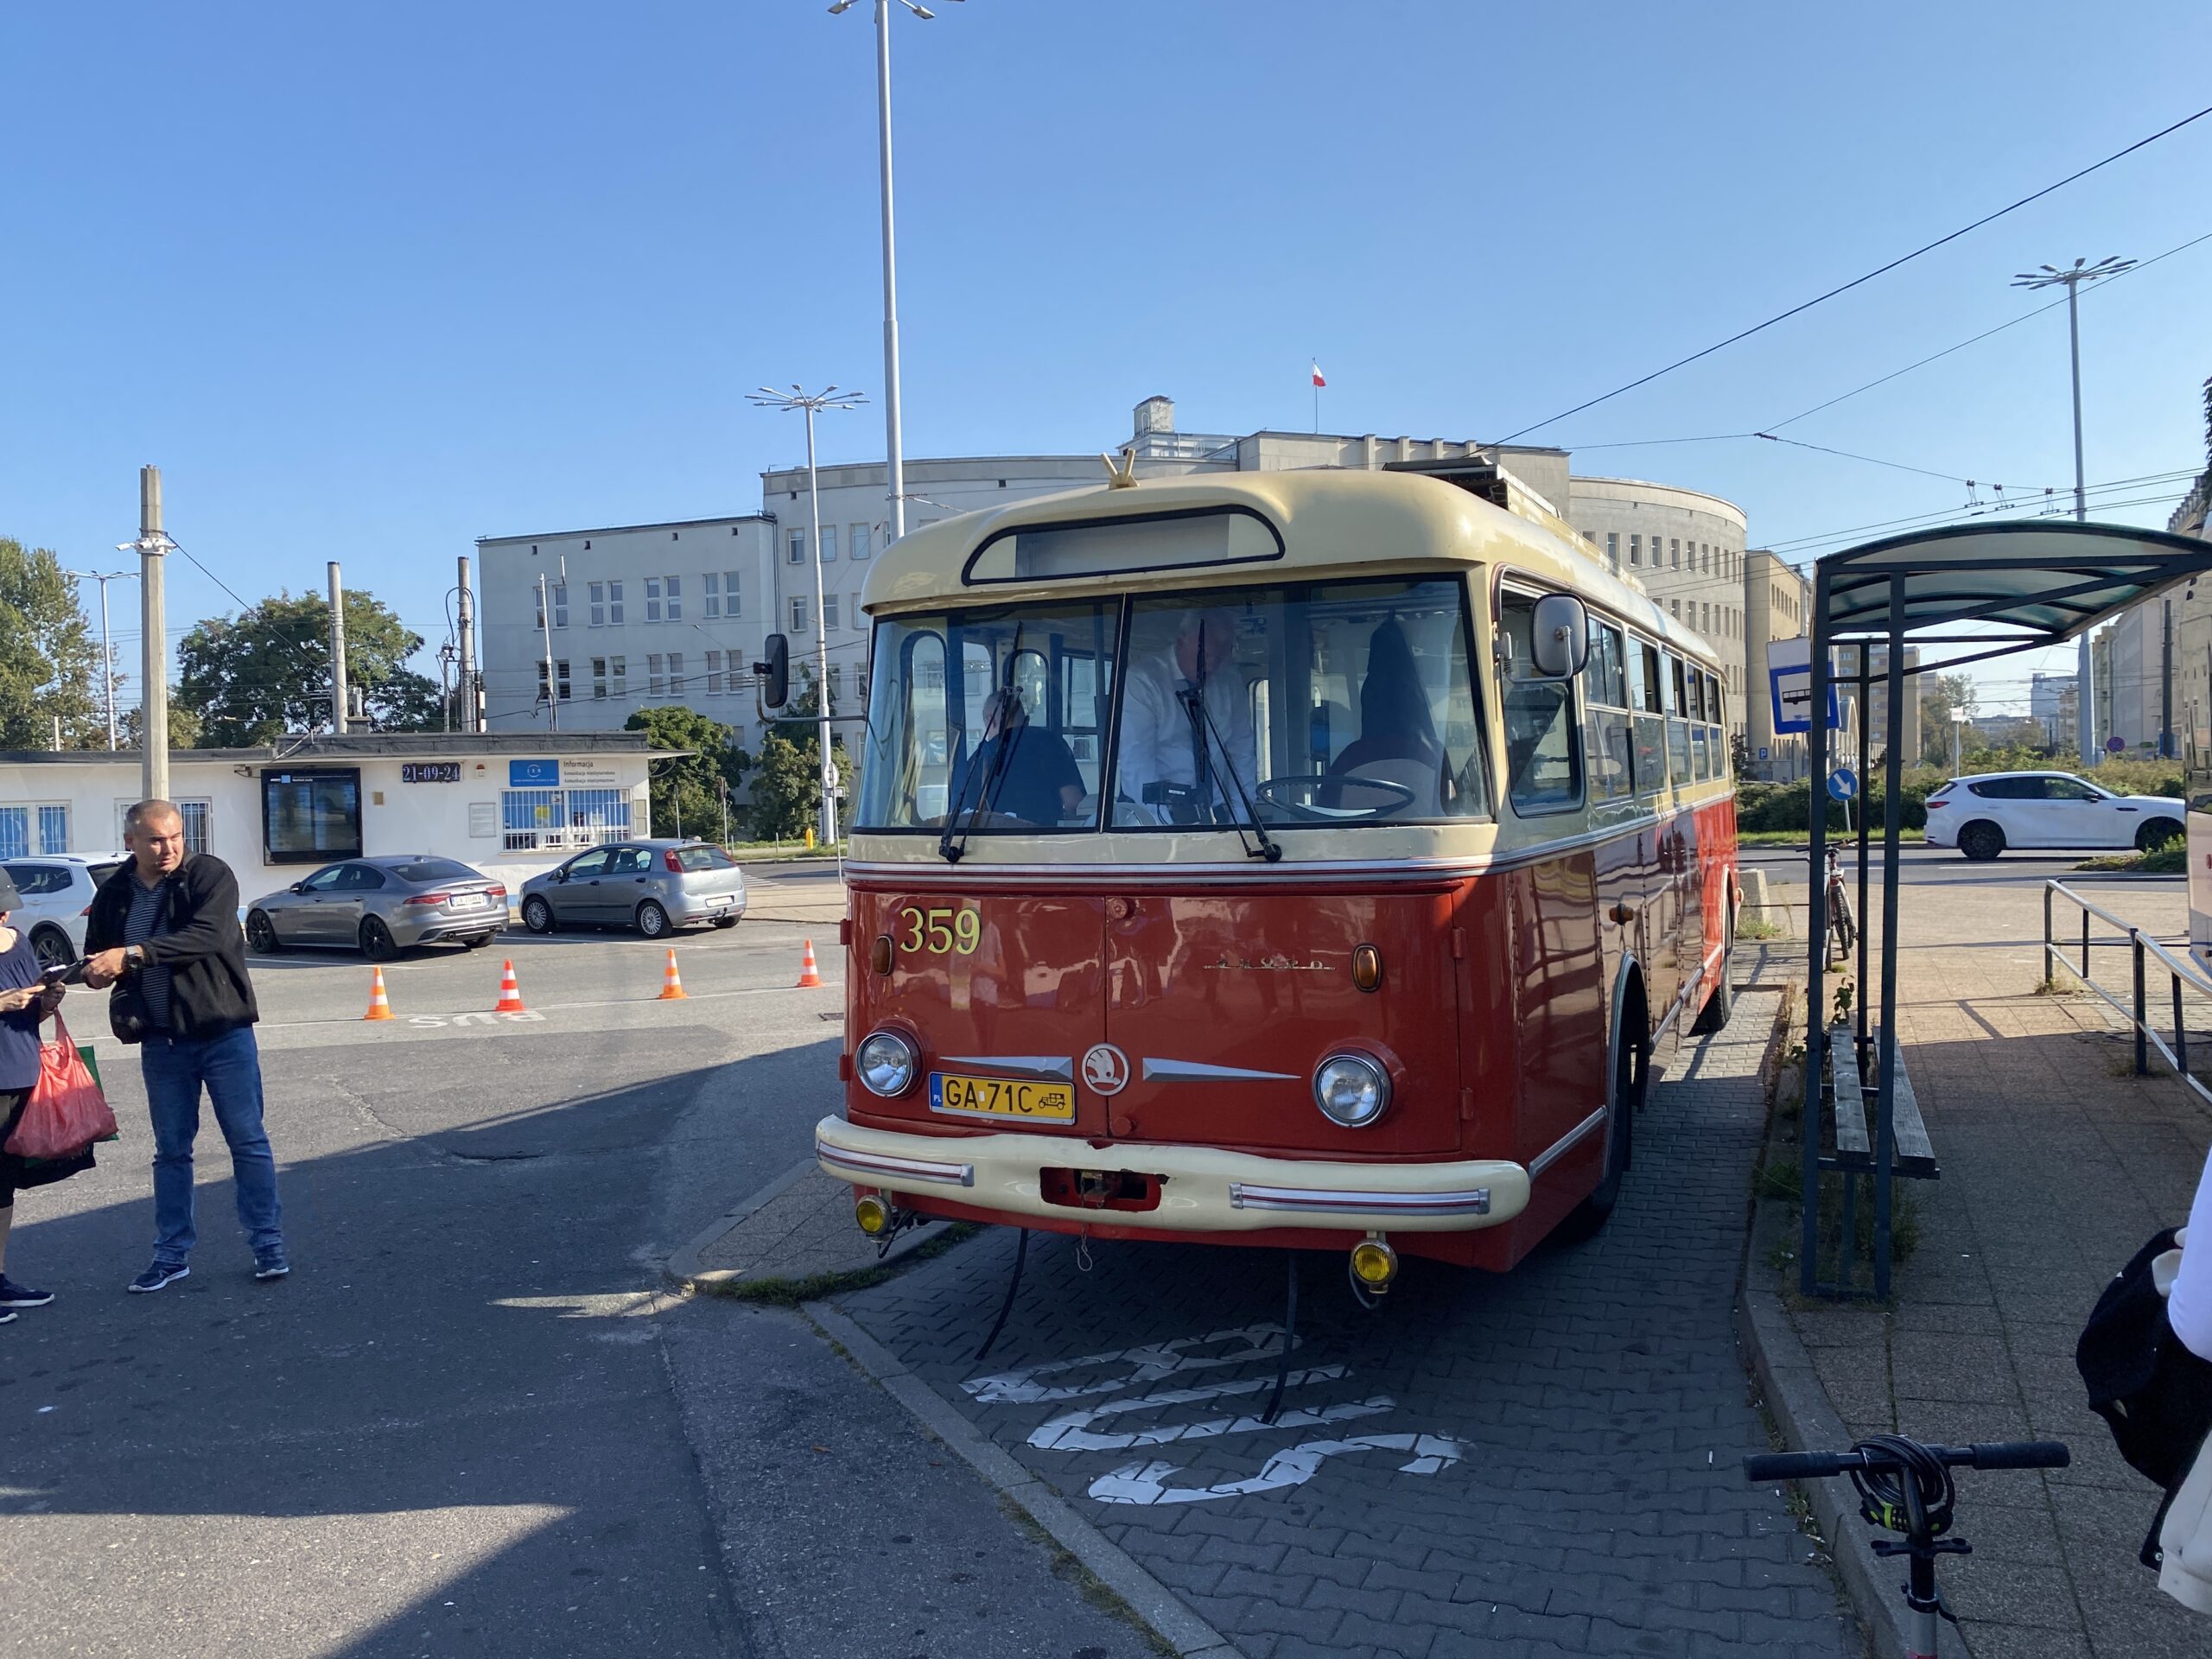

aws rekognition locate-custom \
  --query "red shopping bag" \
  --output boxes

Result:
[4,1015,119,1161]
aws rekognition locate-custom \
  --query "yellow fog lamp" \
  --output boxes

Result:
[854,1192,895,1236]
[1349,1233,1398,1293]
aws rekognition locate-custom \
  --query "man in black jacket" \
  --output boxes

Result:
[84,799,287,1293]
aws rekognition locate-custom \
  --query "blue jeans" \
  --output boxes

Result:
[141,1026,283,1267]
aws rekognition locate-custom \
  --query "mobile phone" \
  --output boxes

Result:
[40,961,85,987]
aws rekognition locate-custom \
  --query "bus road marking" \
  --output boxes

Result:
[407,1011,548,1030]
[1090,1433,1463,1506]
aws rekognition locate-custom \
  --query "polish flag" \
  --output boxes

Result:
[1311,362,1327,388]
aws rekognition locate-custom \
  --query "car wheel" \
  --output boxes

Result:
[635,900,671,939]
[1958,821,2005,861]
[29,925,74,970]
[522,896,554,934]
[2136,817,2183,853]
[245,911,281,954]
[359,918,398,962]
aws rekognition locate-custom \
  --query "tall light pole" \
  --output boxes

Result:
[2013,256,2133,769]
[118,465,174,801]
[750,385,868,846]
[829,0,957,545]
[63,567,137,751]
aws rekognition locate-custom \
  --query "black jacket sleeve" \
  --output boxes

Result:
[139,858,243,967]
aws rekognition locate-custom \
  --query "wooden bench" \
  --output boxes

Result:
[1826,1022,1939,1180]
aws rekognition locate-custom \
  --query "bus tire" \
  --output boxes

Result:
[1562,992,1646,1240]
[1692,912,1734,1034]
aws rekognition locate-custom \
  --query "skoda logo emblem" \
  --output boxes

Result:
[1082,1043,1131,1097]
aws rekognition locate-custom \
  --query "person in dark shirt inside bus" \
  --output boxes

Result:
[950,689,1085,829]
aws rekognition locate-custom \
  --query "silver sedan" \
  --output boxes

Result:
[245,855,508,961]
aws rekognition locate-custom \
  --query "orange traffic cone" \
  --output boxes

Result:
[362,966,394,1021]
[796,939,823,988]
[658,948,688,1001]
[493,959,527,1014]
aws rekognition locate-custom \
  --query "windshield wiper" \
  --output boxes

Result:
[1179,687,1281,862]
[938,725,1020,864]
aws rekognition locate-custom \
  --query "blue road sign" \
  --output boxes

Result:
[1827,768,1859,802]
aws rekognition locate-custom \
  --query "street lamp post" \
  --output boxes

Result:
[749,385,868,848]
[63,567,137,751]
[2012,256,2134,768]
[829,0,958,545]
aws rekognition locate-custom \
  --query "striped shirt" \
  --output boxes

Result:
[122,876,175,1029]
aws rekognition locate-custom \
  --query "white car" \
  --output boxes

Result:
[1923,772,2184,861]
[1,852,131,968]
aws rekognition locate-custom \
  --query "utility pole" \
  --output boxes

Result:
[122,466,173,802]
[327,562,349,734]
[64,567,136,751]
[537,572,558,730]
[456,556,477,734]
[2162,598,2175,760]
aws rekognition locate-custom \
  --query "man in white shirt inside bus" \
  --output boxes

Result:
[1114,607,1259,825]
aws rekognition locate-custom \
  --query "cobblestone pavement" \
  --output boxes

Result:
[832,990,1863,1659]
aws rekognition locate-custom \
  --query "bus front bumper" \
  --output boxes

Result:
[814,1116,1531,1235]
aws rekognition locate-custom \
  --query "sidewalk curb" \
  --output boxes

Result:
[804,1300,1239,1659]
[664,1160,817,1290]
[1733,978,1908,1659]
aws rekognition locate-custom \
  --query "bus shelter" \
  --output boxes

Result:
[1802,520,2212,1299]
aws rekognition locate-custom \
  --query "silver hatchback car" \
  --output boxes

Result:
[518,841,747,939]
[246,855,508,961]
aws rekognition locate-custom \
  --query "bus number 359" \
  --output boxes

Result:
[898,905,980,957]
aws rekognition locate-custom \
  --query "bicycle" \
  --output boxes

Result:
[1822,842,1858,969]
[1744,1435,2069,1659]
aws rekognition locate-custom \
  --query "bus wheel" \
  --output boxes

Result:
[1563,1023,1643,1240]
[1693,914,1735,1034]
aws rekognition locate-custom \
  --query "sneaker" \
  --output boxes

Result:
[253,1254,290,1281]
[127,1262,189,1294]
[0,1308,15,1325]
[0,1275,53,1307]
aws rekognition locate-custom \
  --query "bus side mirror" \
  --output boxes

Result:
[1530,594,1589,678]
[754,634,790,709]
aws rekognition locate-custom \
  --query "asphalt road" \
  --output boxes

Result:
[0,868,1155,1659]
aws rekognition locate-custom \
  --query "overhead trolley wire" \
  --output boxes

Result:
[1489,104,2212,444]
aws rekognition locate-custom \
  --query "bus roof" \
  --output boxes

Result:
[856,467,1719,665]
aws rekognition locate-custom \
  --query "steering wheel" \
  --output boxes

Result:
[1249,774,1419,822]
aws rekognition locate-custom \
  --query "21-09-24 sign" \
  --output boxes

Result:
[400,763,461,784]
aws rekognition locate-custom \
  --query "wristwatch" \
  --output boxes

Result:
[125,944,147,969]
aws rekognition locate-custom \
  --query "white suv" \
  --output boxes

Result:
[1924,772,2184,861]
[2,853,130,968]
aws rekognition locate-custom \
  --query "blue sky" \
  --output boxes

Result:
[4,2,2209,714]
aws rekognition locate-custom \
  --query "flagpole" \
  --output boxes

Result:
[1313,361,1319,434]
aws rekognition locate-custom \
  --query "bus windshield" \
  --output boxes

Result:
[856,574,1486,835]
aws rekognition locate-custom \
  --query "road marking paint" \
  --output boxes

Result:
[1088,1433,1463,1505]
[964,1324,1287,1405]
[405,1011,547,1030]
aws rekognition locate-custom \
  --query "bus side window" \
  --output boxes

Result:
[1628,637,1665,795]
[1581,617,1632,802]
[1663,654,1692,786]
[1499,591,1584,815]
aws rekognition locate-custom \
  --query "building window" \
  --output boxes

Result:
[36,804,69,855]
[1605,532,1619,568]
[828,665,842,703]
[668,651,683,695]
[666,575,682,621]
[553,584,569,629]
[262,770,360,864]
[707,650,723,695]
[820,525,837,563]
[534,588,545,631]
[850,524,870,561]
[1671,538,1681,568]
[607,581,625,625]
[0,809,28,859]
[851,594,865,631]
[589,582,605,626]
[645,577,662,622]
[593,657,608,700]
[823,594,839,632]
[648,653,665,696]
[721,570,741,618]
[1630,533,1641,566]
[787,530,805,565]
[610,655,627,696]
[703,573,721,619]
[556,659,571,701]
[791,596,808,632]
[501,787,632,854]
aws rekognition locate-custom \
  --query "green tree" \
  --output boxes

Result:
[118,702,207,752]
[745,671,853,841]
[1918,671,1977,764]
[176,589,442,746]
[0,537,102,748]
[625,704,752,841]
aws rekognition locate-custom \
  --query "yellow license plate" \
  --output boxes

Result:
[928,1072,1075,1123]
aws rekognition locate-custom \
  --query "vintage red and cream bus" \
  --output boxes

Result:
[812,465,1738,1286]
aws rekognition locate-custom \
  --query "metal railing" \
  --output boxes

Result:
[2042,880,2212,1106]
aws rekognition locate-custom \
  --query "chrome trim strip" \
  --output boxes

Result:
[1229,1182,1492,1217]
[816,1140,976,1188]
[1528,1106,1608,1179]
[1141,1058,1300,1083]
[938,1055,1074,1082]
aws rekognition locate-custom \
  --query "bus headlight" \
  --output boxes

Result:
[856,1028,920,1098]
[1313,1052,1391,1128]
